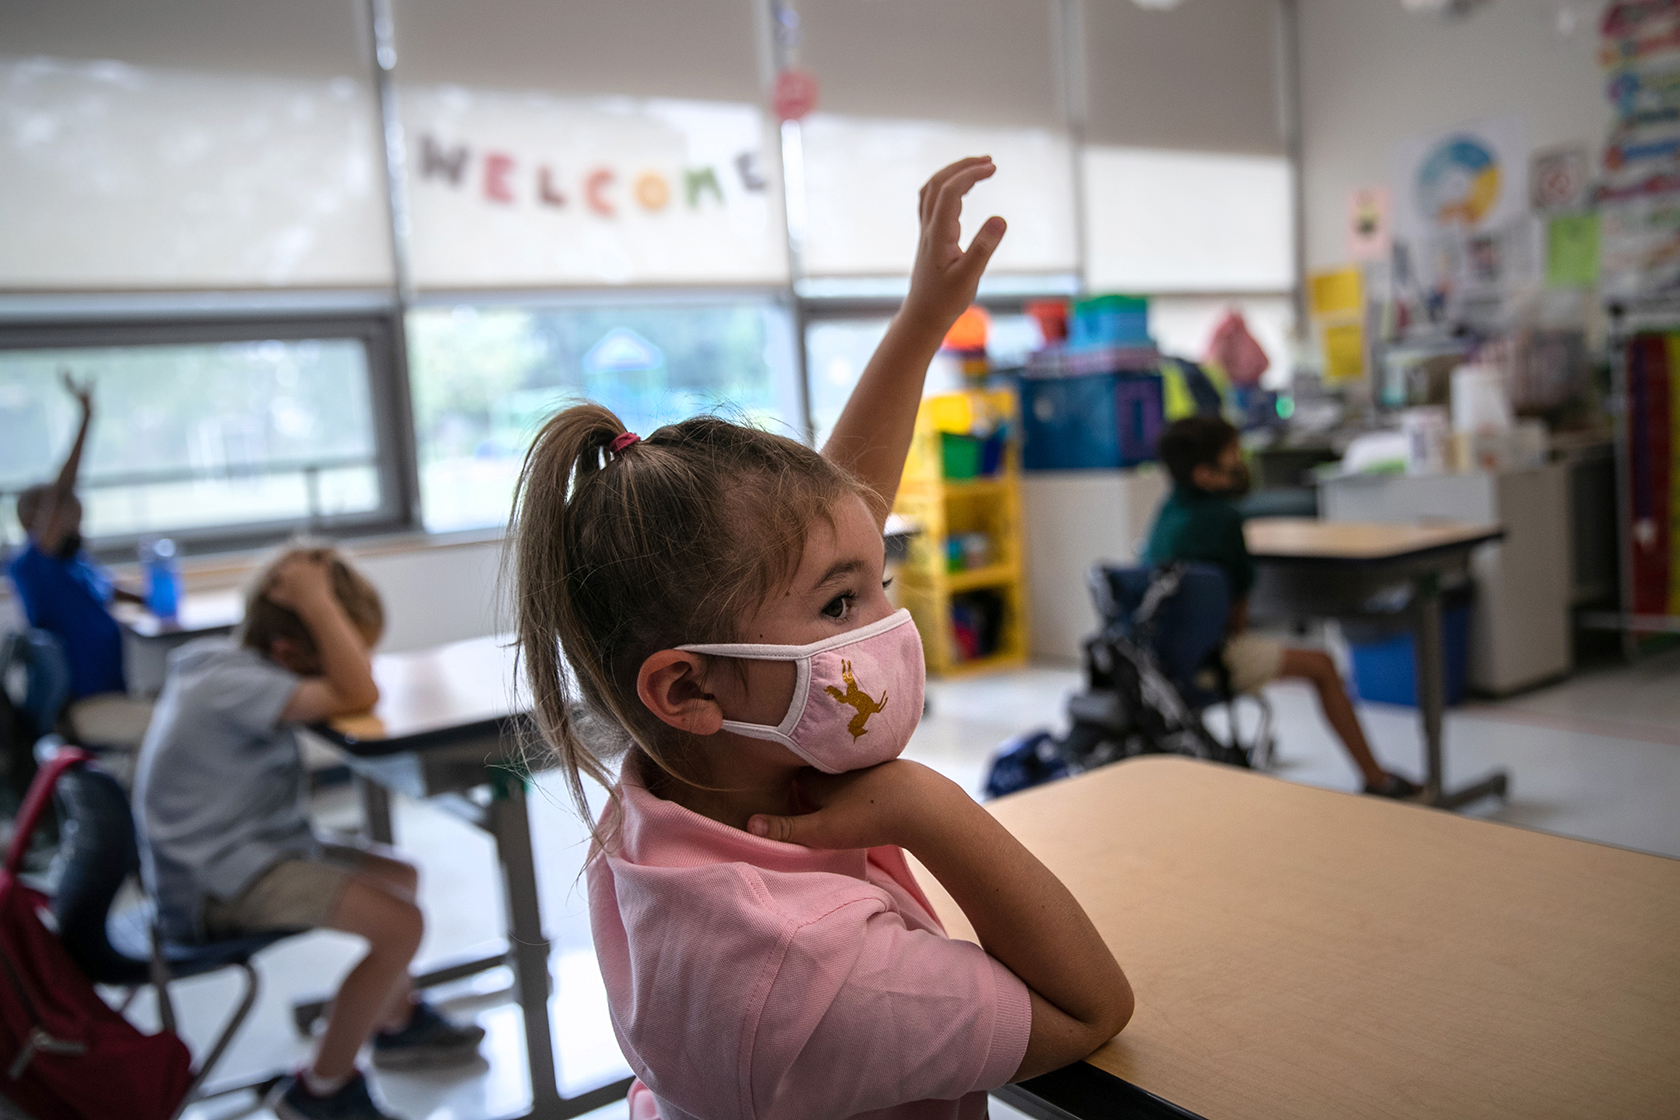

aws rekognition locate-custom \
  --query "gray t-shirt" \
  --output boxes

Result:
[133,638,316,941]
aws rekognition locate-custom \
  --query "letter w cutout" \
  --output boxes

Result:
[420,135,469,185]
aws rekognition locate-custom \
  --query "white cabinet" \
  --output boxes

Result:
[1022,467,1169,662]
[1320,466,1572,694]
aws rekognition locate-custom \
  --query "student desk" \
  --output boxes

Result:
[318,634,631,1120]
[921,757,1680,1120]
[1243,518,1506,809]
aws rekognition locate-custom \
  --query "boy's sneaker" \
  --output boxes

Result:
[1363,773,1423,800]
[267,1071,399,1120]
[371,999,487,1070]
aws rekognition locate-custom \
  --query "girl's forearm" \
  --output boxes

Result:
[902,777,1132,1036]
[821,310,945,523]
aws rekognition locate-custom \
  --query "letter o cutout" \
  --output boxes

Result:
[634,172,671,212]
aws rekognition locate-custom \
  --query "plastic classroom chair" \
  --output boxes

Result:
[46,745,304,1115]
[1089,563,1275,767]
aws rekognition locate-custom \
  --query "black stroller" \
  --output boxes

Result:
[985,562,1270,798]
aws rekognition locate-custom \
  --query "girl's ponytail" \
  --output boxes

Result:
[508,403,638,839]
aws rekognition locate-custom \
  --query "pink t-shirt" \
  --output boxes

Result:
[588,765,1033,1120]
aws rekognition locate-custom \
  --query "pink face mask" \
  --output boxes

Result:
[678,609,926,773]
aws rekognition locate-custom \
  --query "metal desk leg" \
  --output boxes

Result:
[359,775,395,845]
[1414,580,1446,801]
[489,777,564,1116]
[1413,577,1509,811]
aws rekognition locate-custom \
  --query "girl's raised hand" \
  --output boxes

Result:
[901,157,1008,334]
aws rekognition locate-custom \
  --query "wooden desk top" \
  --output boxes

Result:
[1245,518,1502,562]
[918,758,1680,1119]
[113,588,243,639]
[328,633,528,748]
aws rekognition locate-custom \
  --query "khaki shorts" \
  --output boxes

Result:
[202,842,369,940]
[1196,633,1284,696]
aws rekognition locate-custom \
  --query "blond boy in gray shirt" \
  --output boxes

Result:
[135,547,482,1120]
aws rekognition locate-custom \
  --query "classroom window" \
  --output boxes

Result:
[804,311,1042,448]
[0,327,401,551]
[408,299,803,533]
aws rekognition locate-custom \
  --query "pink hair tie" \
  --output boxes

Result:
[609,431,641,453]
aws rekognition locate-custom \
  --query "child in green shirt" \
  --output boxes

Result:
[1143,417,1418,798]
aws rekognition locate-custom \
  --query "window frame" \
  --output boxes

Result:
[0,310,419,562]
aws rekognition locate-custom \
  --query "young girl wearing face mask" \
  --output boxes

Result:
[511,158,1133,1120]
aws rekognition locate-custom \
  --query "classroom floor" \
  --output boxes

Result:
[170,646,1680,1120]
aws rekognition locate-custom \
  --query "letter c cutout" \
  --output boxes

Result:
[586,167,616,217]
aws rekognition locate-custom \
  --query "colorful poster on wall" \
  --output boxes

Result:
[1391,114,1529,242]
[1346,186,1392,261]
[1390,114,1530,307]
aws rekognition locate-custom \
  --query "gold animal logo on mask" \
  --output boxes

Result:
[824,660,888,740]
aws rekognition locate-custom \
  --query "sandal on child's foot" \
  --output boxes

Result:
[1363,773,1422,800]
[370,999,487,1070]
[268,1070,400,1120]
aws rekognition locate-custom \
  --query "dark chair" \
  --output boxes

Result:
[49,751,303,1115]
[1,629,72,743]
[1089,563,1274,766]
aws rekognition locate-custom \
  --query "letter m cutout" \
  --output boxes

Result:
[684,166,725,209]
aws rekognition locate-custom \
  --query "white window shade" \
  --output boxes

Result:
[790,0,1075,279]
[1083,147,1293,293]
[799,116,1077,277]
[796,0,1063,129]
[0,1,392,290]
[390,0,762,103]
[1083,0,1284,155]
[389,1,782,288]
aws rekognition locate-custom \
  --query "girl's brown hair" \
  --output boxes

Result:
[510,403,863,843]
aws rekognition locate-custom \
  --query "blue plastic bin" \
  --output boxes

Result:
[1019,371,1164,471]
[1347,603,1471,707]
[1070,295,1150,348]
[1020,372,1121,470]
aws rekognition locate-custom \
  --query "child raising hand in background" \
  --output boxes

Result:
[512,158,1132,1120]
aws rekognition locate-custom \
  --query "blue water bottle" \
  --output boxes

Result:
[141,536,181,620]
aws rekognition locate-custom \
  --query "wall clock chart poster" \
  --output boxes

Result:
[1390,114,1533,308]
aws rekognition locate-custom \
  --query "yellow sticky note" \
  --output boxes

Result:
[1310,268,1363,318]
[1323,321,1366,382]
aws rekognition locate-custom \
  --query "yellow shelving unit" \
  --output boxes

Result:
[892,389,1029,677]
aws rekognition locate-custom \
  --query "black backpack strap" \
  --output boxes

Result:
[3,747,94,877]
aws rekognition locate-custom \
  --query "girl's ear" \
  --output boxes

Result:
[636,650,725,735]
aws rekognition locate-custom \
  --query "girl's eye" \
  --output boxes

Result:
[822,593,855,620]
[882,577,895,591]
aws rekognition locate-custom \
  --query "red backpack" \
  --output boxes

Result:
[0,749,192,1120]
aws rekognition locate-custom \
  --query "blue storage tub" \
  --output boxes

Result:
[1347,602,1471,707]
[1019,371,1164,471]
[1070,295,1150,348]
